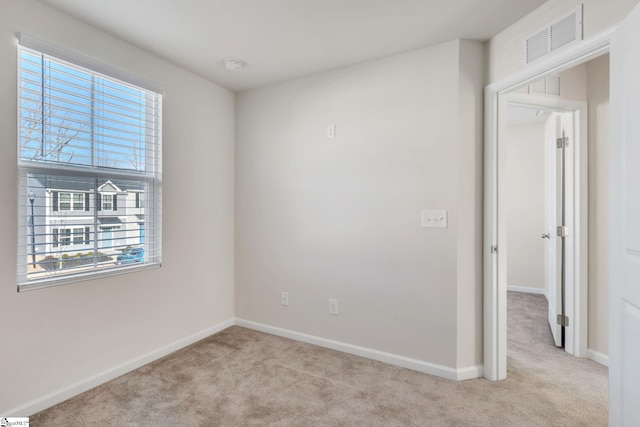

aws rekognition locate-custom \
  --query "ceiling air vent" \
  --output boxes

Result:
[524,5,583,65]
[525,28,550,64]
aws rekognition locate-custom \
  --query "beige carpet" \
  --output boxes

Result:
[31,292,607,426]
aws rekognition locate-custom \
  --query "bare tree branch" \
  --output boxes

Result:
[20,102,84,164]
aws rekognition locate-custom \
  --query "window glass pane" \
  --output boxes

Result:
[73,228,84,245]
[102,194,113,210]
[59,193,71,210]
[21,172,155,283]
[73,193,84,210]
[60,228,71,246]
[18,48,159,173]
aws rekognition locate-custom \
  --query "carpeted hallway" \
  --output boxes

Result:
[31,292,607,426]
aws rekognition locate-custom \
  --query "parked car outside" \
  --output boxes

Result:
[117,247,144,264]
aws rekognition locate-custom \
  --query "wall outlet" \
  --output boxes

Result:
[329,299,338,315]
[281,292,289,306]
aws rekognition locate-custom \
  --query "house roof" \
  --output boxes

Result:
[98,181,123,194]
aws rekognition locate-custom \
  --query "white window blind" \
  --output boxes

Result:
[17,39,162,291]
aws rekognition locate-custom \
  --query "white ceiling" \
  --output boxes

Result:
[37,0,546,92]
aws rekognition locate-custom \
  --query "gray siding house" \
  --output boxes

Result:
[27,175,145,261]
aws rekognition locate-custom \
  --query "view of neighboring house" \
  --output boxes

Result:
[27,174,145,267]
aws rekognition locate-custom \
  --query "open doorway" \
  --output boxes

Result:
[503,84,588,357]
[484,37,611,380]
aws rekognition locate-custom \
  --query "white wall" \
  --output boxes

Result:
[503,64,586,294]
[505,120,547,291]
[587,54,610,357]
[0,0,235,415]
[559,64,588,100]
[456,41,485,368]
[235,40,484,371]
[487,0,638,83]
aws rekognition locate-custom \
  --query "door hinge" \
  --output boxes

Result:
[556,136,569,148]
[556,226,569,237]
[490,245,498,254]
[557,314,570,327]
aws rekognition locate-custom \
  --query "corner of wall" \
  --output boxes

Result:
[456,40,485,368]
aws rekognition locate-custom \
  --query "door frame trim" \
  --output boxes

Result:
[483,27,614,381]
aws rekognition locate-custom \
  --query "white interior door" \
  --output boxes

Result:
[545,113,562,347]
[610,2,640,425]
[545,112,574,348]
[560,112,576,352]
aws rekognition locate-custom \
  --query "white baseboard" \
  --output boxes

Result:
[235,318,483,381]
[6,317,484,416]
[587,349,609,367]
[4,318,235,417]
[507,285,546,297]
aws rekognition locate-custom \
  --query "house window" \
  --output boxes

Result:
[54,227,85,246]
[102,194,113,211]
[58,192,85,211]
[59,193,70,211]
[17,35,162,291]
[73,194,84,210]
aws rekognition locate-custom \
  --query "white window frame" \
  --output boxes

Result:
[16,34,163,291]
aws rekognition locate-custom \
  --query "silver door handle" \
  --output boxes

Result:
[541,233,550,239]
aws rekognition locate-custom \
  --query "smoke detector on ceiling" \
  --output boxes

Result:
[224,58,244,70]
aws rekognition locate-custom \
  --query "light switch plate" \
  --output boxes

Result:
[327,124,336,138]
[421,210,448,228]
